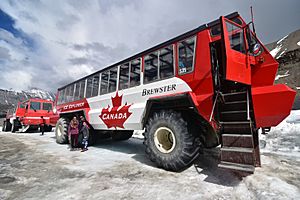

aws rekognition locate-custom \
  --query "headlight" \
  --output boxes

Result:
[252,43,261,55]
[53,107,57,114]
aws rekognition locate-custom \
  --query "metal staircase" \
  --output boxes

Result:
[217,90,261,173]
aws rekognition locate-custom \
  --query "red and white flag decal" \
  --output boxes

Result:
[99,92,132,129]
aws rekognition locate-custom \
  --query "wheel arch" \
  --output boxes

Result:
[142,92,220,148]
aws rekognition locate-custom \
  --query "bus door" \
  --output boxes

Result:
[220,16,251,85]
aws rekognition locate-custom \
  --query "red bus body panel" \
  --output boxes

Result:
[252,84,296,127]
[220,17,251,85]
[15,99,55,126]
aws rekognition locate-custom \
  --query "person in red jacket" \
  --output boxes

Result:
[68,116,79,151]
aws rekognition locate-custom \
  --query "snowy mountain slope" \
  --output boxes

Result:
[266,28,300,109]
[266,29,300,59]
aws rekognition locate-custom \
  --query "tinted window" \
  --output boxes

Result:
[57,89,65,104]
[74,82,80,101]
[144,51,158,83]
[109,67,118,93]
[226,21,245,53]
[19,104,25,108]
[92,74,100,97]
[65,85,74,102]
[30,102,41,110]
[100,71,109,94]
[119,63,130,90]
[79,80,85,99]
[178,37,196,74]
[130,59,141,87]
[210,24,221,36]
[61,89,66,104]
[159,45,174,79]
[210,17,243,37]
[43,103,52,111]
[86,77,93,98]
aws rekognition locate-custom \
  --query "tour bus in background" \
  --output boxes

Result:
[52,12,296,173]
[2,99,54,133]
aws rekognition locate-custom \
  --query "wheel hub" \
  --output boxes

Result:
[154,127,176,154]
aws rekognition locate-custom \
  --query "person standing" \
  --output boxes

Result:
[68,116,79,151]
[81,121,89,152]
[40,116,45,136]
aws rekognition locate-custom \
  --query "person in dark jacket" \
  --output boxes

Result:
[40,116,45,136]
[81,121,89,152]
[68,116,79,151]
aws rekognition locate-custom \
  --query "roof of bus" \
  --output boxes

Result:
[58,12,240,91]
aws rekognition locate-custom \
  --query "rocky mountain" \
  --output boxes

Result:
[266,28,300,109]
[0,88,55,116]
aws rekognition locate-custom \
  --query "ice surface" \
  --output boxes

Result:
[260,110,300,157]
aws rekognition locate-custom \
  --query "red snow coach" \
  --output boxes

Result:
[2,98,54,133]
[53,12,296,173]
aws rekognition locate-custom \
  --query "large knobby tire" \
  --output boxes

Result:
[2,121,6,132]
[144,110,200,172]
[55,118,69,144]
[11,120,18,133]
[44,125,52,132]
[5,120,12,132]
[112,131,133,141]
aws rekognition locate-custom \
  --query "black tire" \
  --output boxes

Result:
[11,120,18,133]
[144,110,200,172]
[55,118,69,144]
[44,125,52,132]
[112,131,133,141]
[88,130,96,146]
[2,121,6,132]
[5,120,12,132]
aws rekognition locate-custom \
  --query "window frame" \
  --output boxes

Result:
[143,44,175,84]
[30,101,41,111]
[118,62,130,90]
[158,45,175,80]
[177,36,197,75]
[108,67,118,93]
[42,102,52,111]
[129,58,141,88]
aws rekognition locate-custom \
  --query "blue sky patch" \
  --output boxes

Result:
[0,9,35,49]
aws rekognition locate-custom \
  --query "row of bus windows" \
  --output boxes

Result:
[19,102,52,111]
[57,36,196,104]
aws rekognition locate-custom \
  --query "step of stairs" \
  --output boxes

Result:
[218,89,258,173]
[222,134,253,148]
[218,161,255,173]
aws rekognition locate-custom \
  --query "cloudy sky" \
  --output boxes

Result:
[0,0,299,92]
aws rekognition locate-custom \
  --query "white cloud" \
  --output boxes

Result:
[0,0,299,92]
[2,70,33,90]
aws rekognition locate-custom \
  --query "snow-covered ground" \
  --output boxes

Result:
[0,110,299,200]
[260,110,300,157]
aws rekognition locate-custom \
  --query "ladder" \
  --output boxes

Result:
[217,90,261,173]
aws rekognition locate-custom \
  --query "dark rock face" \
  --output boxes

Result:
[266,29,300,109]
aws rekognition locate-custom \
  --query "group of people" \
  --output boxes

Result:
[68,115,90,152]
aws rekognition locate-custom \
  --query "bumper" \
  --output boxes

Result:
[252,84,296,128]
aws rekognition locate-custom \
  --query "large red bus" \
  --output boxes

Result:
[2,98,54,132]
[53,12,296,173]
